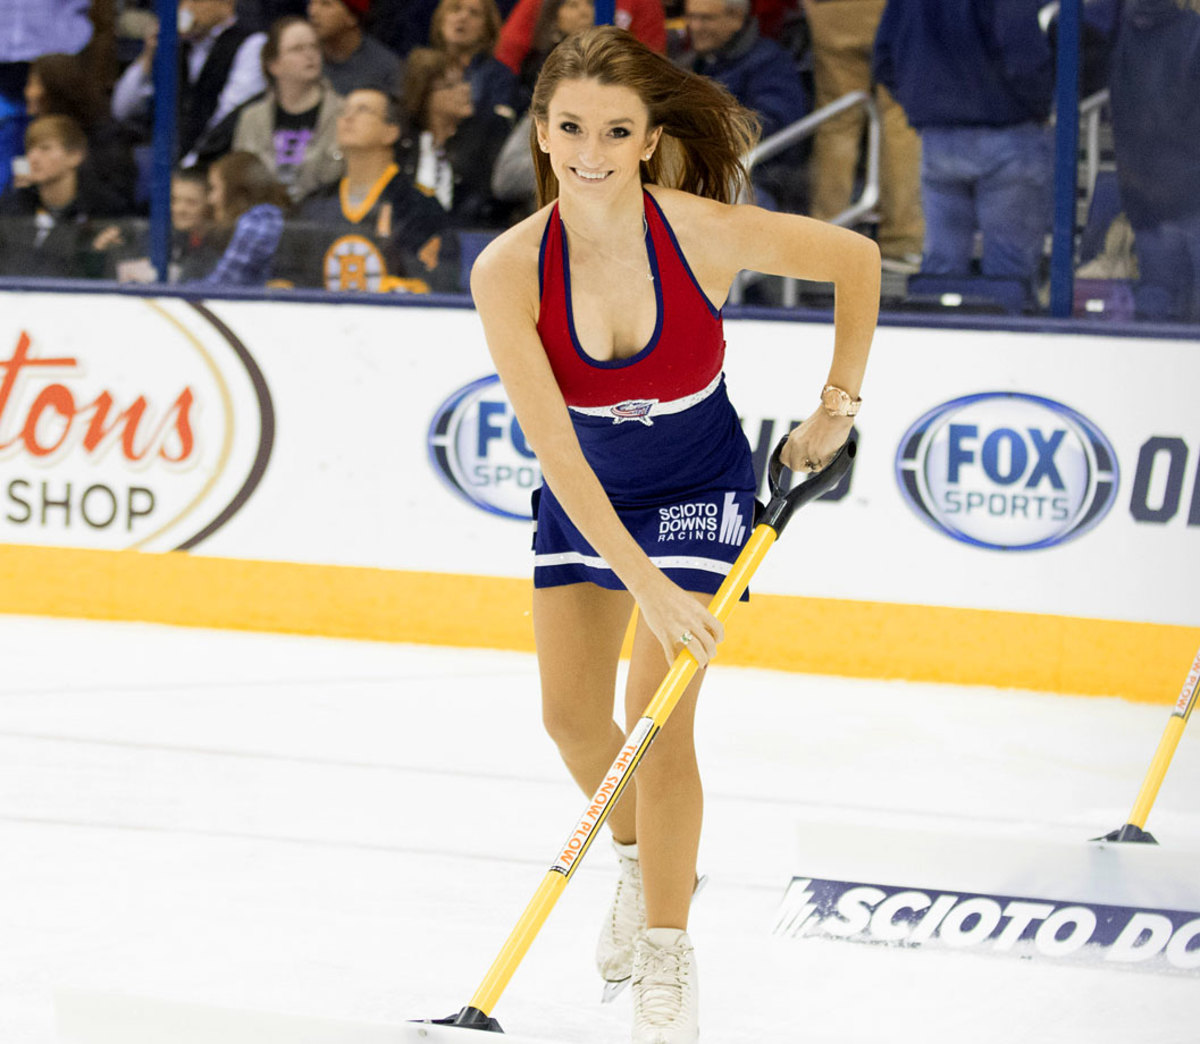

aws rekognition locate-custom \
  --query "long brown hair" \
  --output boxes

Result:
[210,151,290,226]
[31,53,105,128]
[529,26,759,208]
[402,47,458,132]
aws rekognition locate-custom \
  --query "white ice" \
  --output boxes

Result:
[1,615,1197,1044]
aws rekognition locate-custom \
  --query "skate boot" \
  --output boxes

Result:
[597,839,645,1000]
[631,927,699,1044]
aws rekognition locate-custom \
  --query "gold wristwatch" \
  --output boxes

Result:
[821,384,861,417]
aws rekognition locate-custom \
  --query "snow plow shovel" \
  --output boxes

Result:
[52,437,856,1044]
[1096,643,1199,844]
[412,435,857,1037]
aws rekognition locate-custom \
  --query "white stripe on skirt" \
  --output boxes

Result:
[534,551,732,576]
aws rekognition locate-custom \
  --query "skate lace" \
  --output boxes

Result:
[633,943,691,1027]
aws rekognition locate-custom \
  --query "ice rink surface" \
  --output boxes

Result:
[1,615,1197,1044]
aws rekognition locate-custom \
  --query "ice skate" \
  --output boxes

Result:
[597,839,645,1000]
[631,927,699,1044]
[598,841,707,1002]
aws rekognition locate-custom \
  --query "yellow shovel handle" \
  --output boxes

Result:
[466,525,777,1016]
[1126,645,1200,830]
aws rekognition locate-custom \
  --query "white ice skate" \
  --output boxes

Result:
[597,839,645,1001]
[597,840,706,1003]
[631,927,699,1044]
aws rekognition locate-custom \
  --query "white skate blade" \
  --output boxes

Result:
[600,977,630,1004]
[54,989,552,1044]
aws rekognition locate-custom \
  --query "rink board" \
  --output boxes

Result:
[778,822,1200,974]
[54,990,550,1044]
[1,290,1198,700]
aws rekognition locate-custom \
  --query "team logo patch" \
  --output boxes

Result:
[610,399,658,425]
[323,234,387,293]
[895,392,1119,550]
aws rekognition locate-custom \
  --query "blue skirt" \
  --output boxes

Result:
[532,373,758,596]
[532,483,758,597]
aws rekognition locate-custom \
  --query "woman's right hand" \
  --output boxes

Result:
[633,572,724,670]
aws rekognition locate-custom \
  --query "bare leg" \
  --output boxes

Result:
[624,590,709,931]
[533,583,639,844]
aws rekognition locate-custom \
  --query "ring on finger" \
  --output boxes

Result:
[679,630,695,646]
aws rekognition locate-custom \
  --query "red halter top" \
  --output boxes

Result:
[536,190,725,411]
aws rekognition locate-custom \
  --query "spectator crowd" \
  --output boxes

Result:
[0,0,1195,321]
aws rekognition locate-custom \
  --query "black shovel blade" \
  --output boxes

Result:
[421,1006,504,1031]
[1092,823,1159,844]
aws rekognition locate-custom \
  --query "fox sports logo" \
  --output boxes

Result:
[896,393,1119,551]
[428,375,540,520]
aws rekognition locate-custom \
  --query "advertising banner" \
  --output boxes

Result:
[0,288,1195,700]
[1,291,1196,652]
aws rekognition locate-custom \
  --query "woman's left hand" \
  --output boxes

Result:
[781,407,855,474]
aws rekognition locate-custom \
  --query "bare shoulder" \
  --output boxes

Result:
[470,203,553,315]
[643,184,744,294]
[646,182,879,286]
[643,184,731,237]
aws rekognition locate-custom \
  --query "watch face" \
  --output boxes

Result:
[823,387,847,413]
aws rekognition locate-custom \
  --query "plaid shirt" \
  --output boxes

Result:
[199,204,284,288]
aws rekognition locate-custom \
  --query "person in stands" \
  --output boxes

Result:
[428,0,519,117]
[676,0,809,208]
[802,0,923,270]
[24,52,138,215]
[873,0,1054,295]
[0,115,108,277]
[1105,0,1200,321]
[233,16,345,202]
[195,150,288,286]
[396,48,512,228]
[112,0,267,164]
[307,0,401,95]
[291,86,457,292]
[496,0,666,76]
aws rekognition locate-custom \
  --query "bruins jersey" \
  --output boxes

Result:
[288,164,458,293]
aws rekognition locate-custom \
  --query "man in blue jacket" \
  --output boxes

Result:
[1105,0,1200,321]
[873,0,1054,293]
[678,0,809,207]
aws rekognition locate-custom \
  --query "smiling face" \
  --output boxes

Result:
[171,177,208,232]
[537,78,660,198]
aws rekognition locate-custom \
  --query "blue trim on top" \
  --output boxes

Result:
[644,190,722,319]
[537,204,552,303]
[559,199,664,369]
